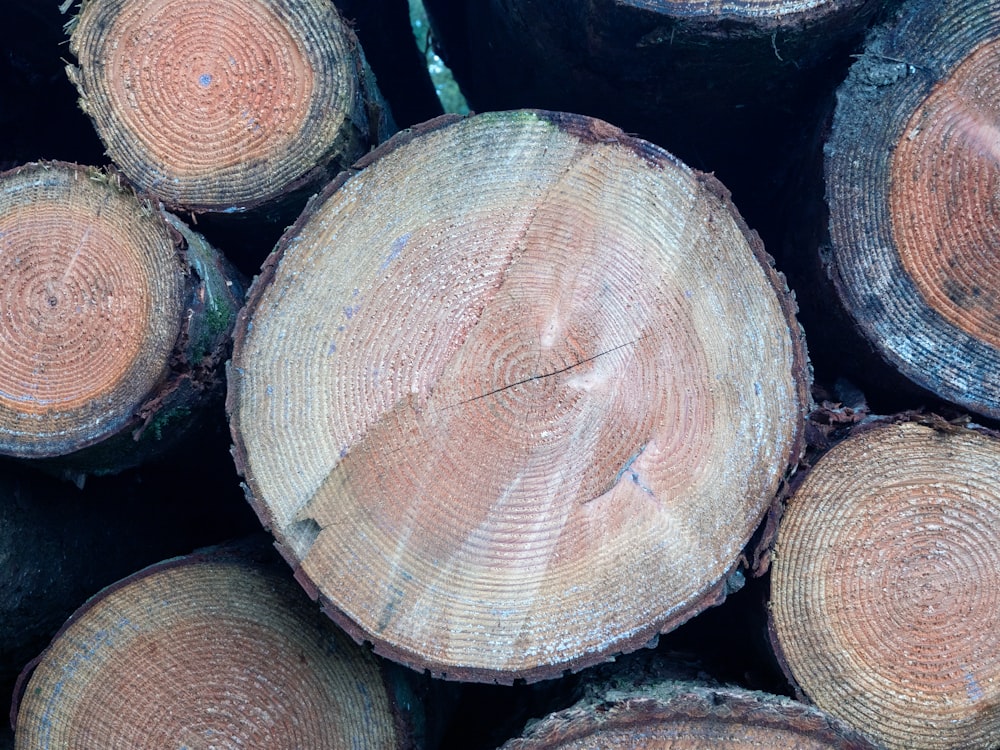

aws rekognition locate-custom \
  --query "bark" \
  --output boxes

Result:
[824,0,1000,420]
[501,652,878,749]
[0,161,243,482]
[421,0,893,237]
[12,539,420,748]
[769,417,1000,750]
[227,110,810,683]
[65,0,394,217]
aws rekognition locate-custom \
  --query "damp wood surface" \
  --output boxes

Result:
[824,0,1000,419]
[769,419,1000,750]
[12,542,412,749]
[65,0,393,216]
[228,109,810,683]
[0,161,242,477]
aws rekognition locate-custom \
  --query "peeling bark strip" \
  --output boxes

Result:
[825,0,1000,418]
[12,543,411,749]
[228,110,810,683]
[502,681,878,749]
[66,0,393,215]
[769,420,1000,750]
[0,161,242,478]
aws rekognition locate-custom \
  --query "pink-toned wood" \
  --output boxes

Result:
[66,0,392,214]
[825,0,1000,418]
[13,545,411,749]
[229,110,809,683]
[889,40,1000,349]
[0,161,241,475]
[770,419,1000,749]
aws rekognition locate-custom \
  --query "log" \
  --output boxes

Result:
[769,418,1000,749]
[228,110,810,683]
[65,0,394,216]
[0,161,242,481]
[0,431,260,734]
[12,540,418,748]
[420,0,891,233]
[495,651,879,748]
[824,0,1000,419]
[502,678,878,749]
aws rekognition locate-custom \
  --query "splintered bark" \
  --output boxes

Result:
[769,420,1000,750]
[65,0,393,216]
[502,681,877,749]
[12,543,413,749]
[0,161,241,478]
[228,110,810,683]
[825,0,1000,419]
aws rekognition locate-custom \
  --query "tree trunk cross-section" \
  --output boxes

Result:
[12,544,410,749]
[502,680,879,749]
[770,420,1000,750]
[228,110,810,683]
[825,0,1000,418]
[66,0,393,215]
[0,161,241,472]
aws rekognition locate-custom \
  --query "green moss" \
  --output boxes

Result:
[144,406,192,443]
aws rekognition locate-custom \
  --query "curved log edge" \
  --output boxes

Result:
[768,417,1000,749]
[0,161,243,481]
[228,109,811,683]
[65,0,394,216]
[824,0,1000,418]
[11,538,417,749]
[502,679,879,749]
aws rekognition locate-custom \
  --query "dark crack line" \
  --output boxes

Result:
[449,336,641,409]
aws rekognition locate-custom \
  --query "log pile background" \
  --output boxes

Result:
[2,0,998,747]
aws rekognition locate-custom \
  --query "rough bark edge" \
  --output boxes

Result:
[65,2,395,218]
[823,2,1000,420]
[614,0,889,31]
[9,537,272,731]
[227,108,812,684]
[503,678,880,749]
[763,410,1000,705]
[8,535,421,749]
[226,113,462,534]
[0,161,244,482]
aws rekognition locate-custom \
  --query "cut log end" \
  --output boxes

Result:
[826,4,1000,418]
[13,546,406,749]
[889,39,1000,349]
[503,679,879,749]
[229,109,809,682]
[67,0,384,213]
[770,420,1000,750]
[0,162,185,458]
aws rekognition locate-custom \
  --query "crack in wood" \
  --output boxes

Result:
[449,336,642,408]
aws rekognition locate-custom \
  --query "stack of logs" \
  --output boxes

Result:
[1,0,998,748]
